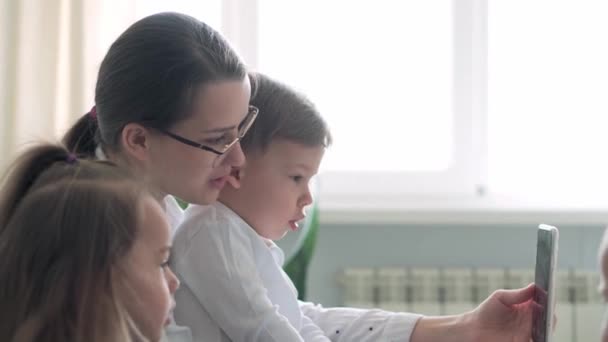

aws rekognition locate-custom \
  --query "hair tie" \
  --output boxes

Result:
[66,153,77,164]
[89,106,97,120]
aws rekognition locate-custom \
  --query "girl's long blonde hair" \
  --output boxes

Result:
[0,144,150,342]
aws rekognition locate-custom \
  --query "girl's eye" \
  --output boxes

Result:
[161,260,170,268]
[291,175,303,183]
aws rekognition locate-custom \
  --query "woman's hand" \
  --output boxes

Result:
[466,283,539,342]
[411,283,539,342]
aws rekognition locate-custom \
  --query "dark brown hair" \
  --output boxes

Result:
[242,72,332,154]
[0,144,149,341]
[63,12,247,156]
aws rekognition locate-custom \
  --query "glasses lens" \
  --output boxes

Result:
[214,106,258,155]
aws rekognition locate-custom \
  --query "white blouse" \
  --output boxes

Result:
[169,202,421,342]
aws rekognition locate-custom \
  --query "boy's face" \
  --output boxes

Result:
[599,228,608,341]
[233,139,324,240]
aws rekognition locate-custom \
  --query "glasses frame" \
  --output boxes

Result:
[160,105,258,155]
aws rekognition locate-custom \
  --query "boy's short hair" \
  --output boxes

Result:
[241,72,332,153]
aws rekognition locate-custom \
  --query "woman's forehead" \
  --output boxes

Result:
[184,79,251,128]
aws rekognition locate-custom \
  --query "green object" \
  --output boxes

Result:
[283,204,320,300]
[175,197,189,210]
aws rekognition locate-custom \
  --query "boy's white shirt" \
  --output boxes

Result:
[170,201,422,342]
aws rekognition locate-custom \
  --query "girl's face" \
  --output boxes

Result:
[149,77,251,205]
[119,196,179,342]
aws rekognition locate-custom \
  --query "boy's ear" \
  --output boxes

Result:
[120,123,152,161]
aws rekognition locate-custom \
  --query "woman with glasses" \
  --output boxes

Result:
[63,12,255,341]
[64,11,255,225]
[62,11,537,342]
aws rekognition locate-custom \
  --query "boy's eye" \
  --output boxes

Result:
[291,175,303,183]
[161,260,170,268]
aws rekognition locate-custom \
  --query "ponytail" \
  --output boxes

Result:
[62,108,98,157]
[0,145,77,232]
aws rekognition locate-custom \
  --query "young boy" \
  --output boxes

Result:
[171,73,426,341]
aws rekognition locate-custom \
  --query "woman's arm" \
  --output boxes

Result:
[300,283,536,342]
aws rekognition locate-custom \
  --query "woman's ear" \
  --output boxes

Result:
[120,123,153,162]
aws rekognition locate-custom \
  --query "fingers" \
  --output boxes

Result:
[494,283,536,306]
[552,314,558,333]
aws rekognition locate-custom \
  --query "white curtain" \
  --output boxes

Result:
[0,0,137,169]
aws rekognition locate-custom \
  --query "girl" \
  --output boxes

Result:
[63,12,537,342]
[0,144,179,341]
[171,73,540,342]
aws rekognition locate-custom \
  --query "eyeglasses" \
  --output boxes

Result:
[160,105,258,155]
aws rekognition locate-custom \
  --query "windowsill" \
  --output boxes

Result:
[317,194,608,226]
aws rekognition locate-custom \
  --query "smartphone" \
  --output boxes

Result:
[532,224,559,342]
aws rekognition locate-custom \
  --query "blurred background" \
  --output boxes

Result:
[1,1,608,340]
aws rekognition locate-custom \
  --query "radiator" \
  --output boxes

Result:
[339,267,603,342]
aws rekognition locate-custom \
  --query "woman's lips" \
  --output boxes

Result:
[210,176,227,189]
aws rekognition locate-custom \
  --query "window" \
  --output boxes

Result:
[256,1,484,206]
[488,0,608,207]
[258,1,453,173]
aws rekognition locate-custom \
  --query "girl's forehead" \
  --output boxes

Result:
[139,198,171,245]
